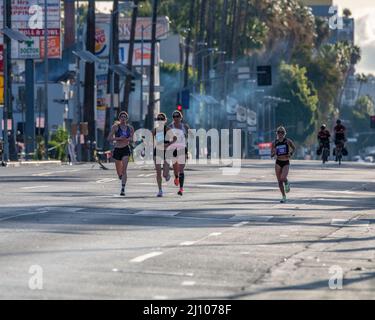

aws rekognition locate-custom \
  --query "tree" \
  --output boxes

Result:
[343,8,352,18]
[274,62,318,143]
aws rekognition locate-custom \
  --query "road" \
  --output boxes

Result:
[0,160,374,299]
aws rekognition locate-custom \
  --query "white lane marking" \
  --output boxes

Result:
[181,281,196,286]
[231,215,273,222]
[232,221,249,228]
[240,252,251,255]
[135,210,180,217]
[326,190,358,195]
[349,220,370,227]
[153,296,168,300]
[96,178,117,184]
[130,251,163,263]
[331,219,349,226]
[0,211,49,222]
[145,173,156,177]
[32,169,81,176]
[208,232,222,237]
[21,185,49,190]
[179,241,196,246]
[138,174,146,177]
[39,207,83,213]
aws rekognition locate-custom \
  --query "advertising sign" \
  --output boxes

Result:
[119,43,160,66]
[258,142,273,157]
[96,15,170,41]
[0,0,61,59]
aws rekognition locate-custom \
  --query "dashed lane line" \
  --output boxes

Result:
[130,251,164,263]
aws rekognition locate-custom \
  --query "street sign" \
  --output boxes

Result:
[18,38,40,59]
[258,142,273,156]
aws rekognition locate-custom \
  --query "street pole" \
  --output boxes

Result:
[140,25,144,126]
[25,59,35,160]
[2,0,11,162]
[43,0,49,159]
[75,1,82,161]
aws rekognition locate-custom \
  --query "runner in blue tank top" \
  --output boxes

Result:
[271,126,296,203]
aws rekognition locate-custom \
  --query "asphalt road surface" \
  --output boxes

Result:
[0,160,374,299]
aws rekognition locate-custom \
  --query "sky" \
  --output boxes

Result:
[334,0,375,74]
[96,0,375,75]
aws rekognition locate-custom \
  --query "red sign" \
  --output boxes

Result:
[258,142,273,149]
[39,36,61,59]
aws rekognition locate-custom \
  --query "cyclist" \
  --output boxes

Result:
[334,119,346,161]
[317,124,331,157]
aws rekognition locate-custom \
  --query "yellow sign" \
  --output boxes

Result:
[0,75,4,105]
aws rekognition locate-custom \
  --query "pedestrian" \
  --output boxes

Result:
[107,111,134,196]
[167,110,190,196]
[153,113,172,197]
[271,126,296,203]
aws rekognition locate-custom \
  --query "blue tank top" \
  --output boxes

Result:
[116,125,131,138]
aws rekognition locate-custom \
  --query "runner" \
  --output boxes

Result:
[153,113,172,197]
[167,110,190,196]
[107,111,134,196]
[271,126,296,203]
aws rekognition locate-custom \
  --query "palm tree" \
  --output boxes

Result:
[356,73,369,101]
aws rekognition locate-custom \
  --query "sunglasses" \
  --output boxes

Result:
[155,117,165,121]
[173,115,181,118]
[277,131,285,134]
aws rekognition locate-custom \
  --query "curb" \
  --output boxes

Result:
[4,160,62,167]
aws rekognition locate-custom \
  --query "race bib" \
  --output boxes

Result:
[276,144,287,156]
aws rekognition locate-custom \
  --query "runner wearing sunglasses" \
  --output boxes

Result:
[271,126,296,203]
[167,110,190,196]
[153,113,172,197]
[107,111,134,196]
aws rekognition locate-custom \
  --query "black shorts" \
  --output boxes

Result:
[276,159,290,168]
[113,146,131,161]
[172,147,188,158]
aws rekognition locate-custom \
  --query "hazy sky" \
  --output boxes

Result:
[334,0,375,74]
[96,0,375,74]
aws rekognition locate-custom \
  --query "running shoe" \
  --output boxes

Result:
[280,196,287,203]
[120,189,125,196]
[174,177,179,186]
[157,190,163,197]
[177,188,184,196]
[284,181,290,193]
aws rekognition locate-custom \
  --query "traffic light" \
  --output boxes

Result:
[177,89,190,109]
[370,115,375,129]
[130,76,136,92]
[176,104,183,112]
[257,65,272,86]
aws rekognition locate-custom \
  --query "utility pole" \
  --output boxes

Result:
[146,0,158,130]
[183,0,195,88]
[44,0,49,159]
[83,0,96,160]
[123,0,139,113]
[2,0,11,162]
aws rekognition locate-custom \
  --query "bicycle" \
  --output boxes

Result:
[334,143,343,165]
[322,143,330,164]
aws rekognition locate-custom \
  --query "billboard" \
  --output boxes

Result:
[119,43,160,66]
[96,15,170,41]
[0,0,62,59]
